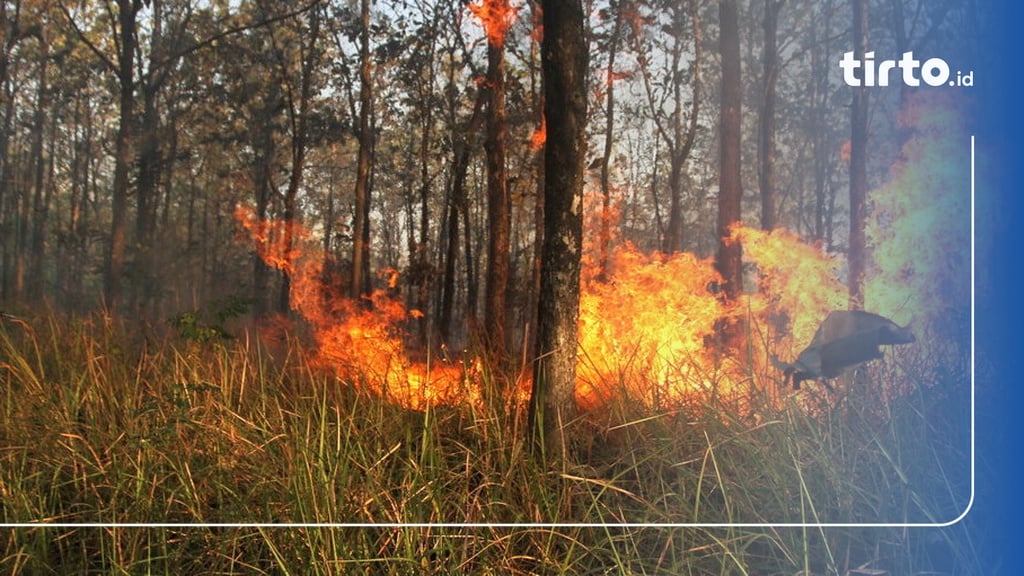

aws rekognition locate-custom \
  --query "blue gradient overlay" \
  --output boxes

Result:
[971,3,1022,573]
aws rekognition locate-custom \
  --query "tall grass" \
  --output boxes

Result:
[0,312,980,575]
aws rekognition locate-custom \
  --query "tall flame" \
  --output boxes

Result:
[575,212,849,408]
[730,225,847,348]
[577,244,726,408]
[469,0,520,47]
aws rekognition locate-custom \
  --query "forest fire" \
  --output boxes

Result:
[236,204,484,410]
[235,204,847,411]
[574,221,848,409]
[234,92,968,413]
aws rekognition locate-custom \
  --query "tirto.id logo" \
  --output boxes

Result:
[839,51,974,87]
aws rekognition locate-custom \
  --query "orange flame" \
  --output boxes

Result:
[234,204,311,274]
[575,204,850,409]
[729,225,847,347]
[577,244,727,408]
[232,94,966,413]
[235,204,483,411]
[530,113,546,150]
[469,0,519,47]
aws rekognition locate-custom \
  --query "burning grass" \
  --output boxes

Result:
[233,88,970,414]
[0,310,980,574]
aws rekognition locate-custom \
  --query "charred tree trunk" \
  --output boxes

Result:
[848,0,869,310]
[279,6,320,314]
[716,0,743,304]
[483,6,511,359]
[530,0,588,466]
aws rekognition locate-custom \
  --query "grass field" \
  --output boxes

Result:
[0,312,980,575]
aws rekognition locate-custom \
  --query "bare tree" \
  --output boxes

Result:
[275,4,322,313]
[633,0,702,255]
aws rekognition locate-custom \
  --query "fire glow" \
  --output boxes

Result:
[234,95,968,411]
[468,0,520,48]
[236,204,485,411]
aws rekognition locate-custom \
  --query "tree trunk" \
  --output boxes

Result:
[105,0,144,314]
[0,1,23,301]
[251,99,277,318]
[716,0,743,303]
[351,0,374,302]
[597,1,624,279]
[528,0,545,365]
[633,0,701,256]
[483,7,511,359]
[848,0,868,310]
[439,89,485,344]
[759,0,783,231]
[135,80,162,314]
[529,0,588,467]
[65,94,91,305]
[28,51,53,301]
[279,5,320,314]
[414,32,437,344]
[662,6,692,255]
[808,0,836,246]
[135,0,166,315]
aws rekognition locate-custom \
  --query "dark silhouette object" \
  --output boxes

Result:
[772,310,915,390]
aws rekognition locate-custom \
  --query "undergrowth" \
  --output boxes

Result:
[0,312,979,575]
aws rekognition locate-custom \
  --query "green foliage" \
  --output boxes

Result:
[0,313,982,575]
[167,295,253,343]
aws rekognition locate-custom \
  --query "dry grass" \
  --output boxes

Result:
[0,312,979,575]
